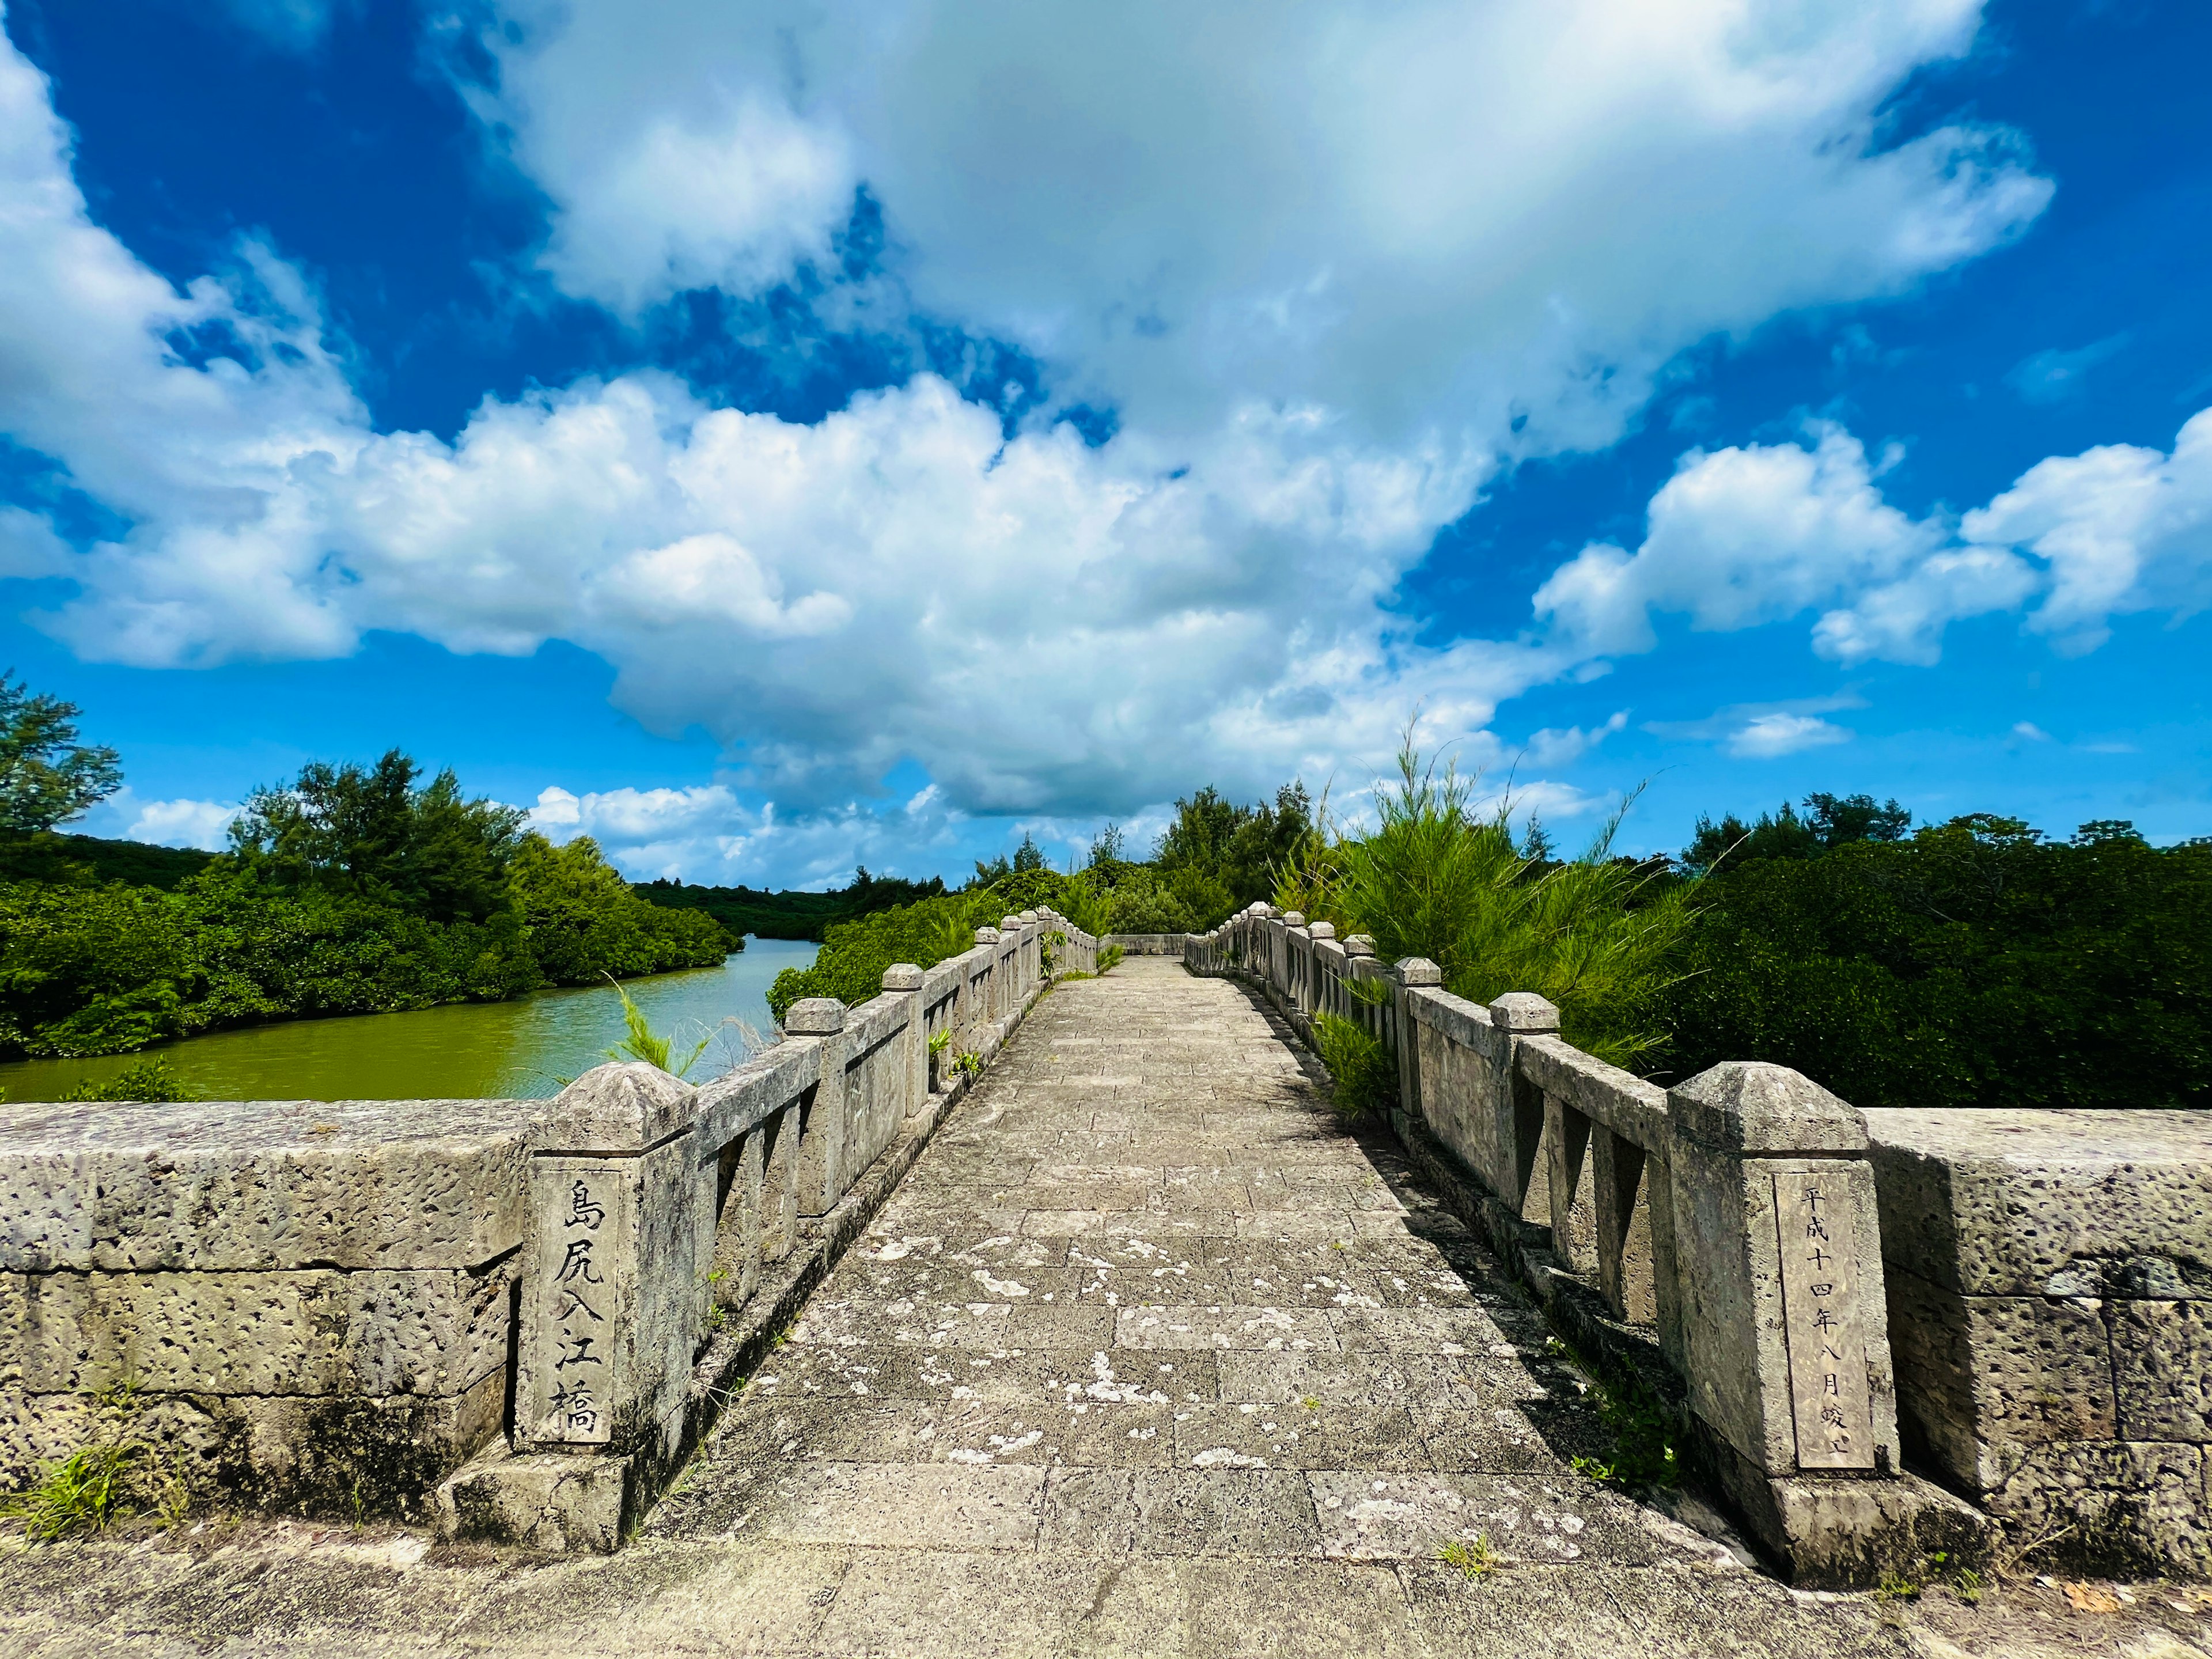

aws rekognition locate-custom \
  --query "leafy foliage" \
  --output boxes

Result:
[602,976,713,1078]
[1680,791,1911,876]
[0,832,213,891]
[0,752,728,1060]
[228,749,525,924]
[1313,1012,1394,1120]
[58,1058,192,1103]
[765,887,1024,1021]
[1664,811,2212,1107]
[635,865,948,942]
[0,1383,186,1540]
[0,674,122,835]
[1284,740,1694,1072]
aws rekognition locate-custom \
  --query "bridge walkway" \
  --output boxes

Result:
[612,958,1885,1655]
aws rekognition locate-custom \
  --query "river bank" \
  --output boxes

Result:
[0,938,816,1104]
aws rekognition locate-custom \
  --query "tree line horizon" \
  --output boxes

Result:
[0,673,2202,1115]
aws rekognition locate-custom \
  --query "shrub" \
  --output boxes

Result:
[1285,738,1694,1074]
[1313,1012,1393,1120]
[58,1058,192,1103]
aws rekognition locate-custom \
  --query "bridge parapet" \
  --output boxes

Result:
[1189,906,1987,1585]
[0,911,1089,1551]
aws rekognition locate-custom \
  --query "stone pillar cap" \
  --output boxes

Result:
[1000,915,1023,931]
[536,1060,697,1152]
[1308,921,1337,940]
[975,926,999,944]
[786,997,847,1035]
[1669,1061,1867,1154]
[882,963,925,991]
[1342,934,1376,957]
[1397,957,1443,986]
[1281,912,1307,928]
[1019,908,1039,922]
[1488,993,1560,1033]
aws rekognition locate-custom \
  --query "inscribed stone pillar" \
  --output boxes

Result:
[518,1063,701,1464]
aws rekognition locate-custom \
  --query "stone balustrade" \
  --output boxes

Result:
[1192,903,2212,1580]
[0,908,1103,1551]
[1190,904,1995,1585]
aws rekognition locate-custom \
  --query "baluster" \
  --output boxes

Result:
[1544,1090,1597,1275]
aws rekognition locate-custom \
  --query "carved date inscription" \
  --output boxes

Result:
[1773,1173,1875,1470]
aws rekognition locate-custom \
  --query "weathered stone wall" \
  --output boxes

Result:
[1192,902,2212,1581]
[0,1094,531,1518]
[1865,1108,2212,1575]
[1188,904,1985,1587]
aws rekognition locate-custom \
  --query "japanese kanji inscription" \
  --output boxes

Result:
[1774,1172,1876,1471]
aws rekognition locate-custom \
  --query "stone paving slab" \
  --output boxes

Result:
[10,960,2212,1655]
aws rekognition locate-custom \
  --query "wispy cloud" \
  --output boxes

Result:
[2006,335,2130,406]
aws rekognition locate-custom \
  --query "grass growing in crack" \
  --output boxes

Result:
[1438,1535,1495,1580]
[1548,1336,1681,1490]
[0,1382,188,1541]
[953,1050,984,1081]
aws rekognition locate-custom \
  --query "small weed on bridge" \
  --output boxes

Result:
[1547,1336,1681,1489]
[0,1381,187,1542]
[1313,1013,1393,1120]
[1438,1535,1496,1580]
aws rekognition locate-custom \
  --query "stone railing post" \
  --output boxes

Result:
[971,927,998,1039]
[1392,957,1441,1138]
[999,916,1024,1018]
[785,998,849,1216]
[882,964,927,1122]
[515,1063,702,1508]
[1663,1060,1971,1583]
[1488,993,1556,1220]
[1342,934,1376,1037]
[1306,921,1336,1020]
[1279,912,1308,1014]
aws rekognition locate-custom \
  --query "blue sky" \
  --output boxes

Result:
[0,0,2205,886]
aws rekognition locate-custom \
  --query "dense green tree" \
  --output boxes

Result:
[1681,791,1910,875]
[1152,781,1315,925]
[1664,813,2212,1108]
[0,753,726,1060]
[228,749,527,923]
[0,675,122,835]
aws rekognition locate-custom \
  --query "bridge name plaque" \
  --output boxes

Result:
[529,1158,629,1445]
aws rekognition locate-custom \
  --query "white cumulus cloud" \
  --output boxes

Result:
[463,0,2045,457]
[0,0,2111,867]
[1534,426,1943,655]
[124,796,240,850]
[1533,405,2212,669]
[1725,713,1852,759]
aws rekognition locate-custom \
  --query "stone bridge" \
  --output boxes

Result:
[4,909,2212,1656]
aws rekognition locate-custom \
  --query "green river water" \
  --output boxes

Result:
[0,937,818,1104]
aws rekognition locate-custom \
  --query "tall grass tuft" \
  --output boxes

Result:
[1313,1012,1394,1120]
[1275,735,1695,1073]
[602,975,714,1078]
